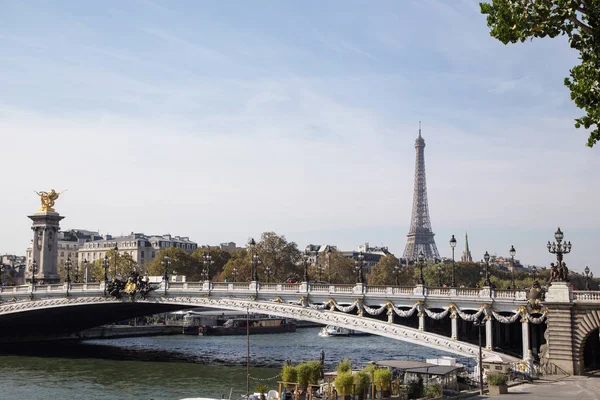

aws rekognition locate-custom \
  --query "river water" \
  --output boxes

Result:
[0,328,467,400]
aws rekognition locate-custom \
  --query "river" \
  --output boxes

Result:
[0,327,468,400]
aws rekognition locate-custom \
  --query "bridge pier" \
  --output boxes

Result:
[521,317,530,360]
[486,317,493,350]
[543,282,576,374]
[451,313,457,339]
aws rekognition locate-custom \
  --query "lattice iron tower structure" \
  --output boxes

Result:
[403,124,440,261]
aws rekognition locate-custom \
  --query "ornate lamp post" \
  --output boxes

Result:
[317,261,323,282]
[0,263,5,288]
[162,255,170,295]
[265,265,271,283]
[202,251,214,281]
[450,234,457,287]
[584,266,592,290]
[355,251,365,284]
[509,245,516,289]
[530,266,538,284]
[437,265,443,287]
[102,255,109,295]
[249,238,260,281]
[393,261,402,286]
[326,246,332,283]
[302,251,310,282]
[65,257,72,296]
[473,317,485,395]
[547,227,572,282]
[83,259,88,283]
[113,245,119,278]
[232,266,238,282]
[482,251,491,287]
[30,259,38,287]
[417,251,425,285]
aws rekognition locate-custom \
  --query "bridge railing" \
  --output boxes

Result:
[574,291,600,302]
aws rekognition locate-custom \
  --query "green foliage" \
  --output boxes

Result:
[256,232,303,282]
[373,368,392,391]
[334,371,354,395]
[221,249,250,282]
[368,255,414,286]
[480,0,600,147]
[422,383,442,398]
[305,360,323,384]
[487,373,509,386]
[90,249,140,281]
[364,363,378,382]
[282,364,297,384]
[191,246,231,281]
[337,358,352,374]
[353,370,371,398]
[147,247,198,279]
[256,385,269,394]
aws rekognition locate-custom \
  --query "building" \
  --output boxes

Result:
[304,244,338,266]
[461,232,473,262]
[26,229,102,269]
[77,233,197,267]
[219,242,238,252]
[343,243,393,272]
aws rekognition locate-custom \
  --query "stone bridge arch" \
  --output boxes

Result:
[573,308,600,374]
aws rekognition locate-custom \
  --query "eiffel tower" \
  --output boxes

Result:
[403,123,440,261]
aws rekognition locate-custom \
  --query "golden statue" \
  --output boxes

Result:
[35,189,65,213]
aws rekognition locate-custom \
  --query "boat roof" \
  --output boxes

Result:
[373,360,462,376]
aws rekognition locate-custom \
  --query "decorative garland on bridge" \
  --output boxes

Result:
[291,297,547,325]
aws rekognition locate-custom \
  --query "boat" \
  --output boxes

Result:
[198,316,296,336]
[318,325,370,337]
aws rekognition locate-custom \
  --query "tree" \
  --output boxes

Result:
[90,249,139,281]
[256,232,303,282]
[147,247,198,279]
[220,249,251,282]
[326,249,356,284]
[368,255,414,286]
[480,1,600,147]
[191,246,231,281]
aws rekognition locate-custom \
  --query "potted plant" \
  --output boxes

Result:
[337,358,352,374]
[373,368,392,398]
[354,369,370,400]
[422,383,442,399]
[282,364,298,390]
[334,371,354,400]
[256,385,269,400]
[487,373,509,395]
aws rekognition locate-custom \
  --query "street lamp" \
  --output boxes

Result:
[202,251,214,281]
[232,266,238,282]
[450,234,457,287]
[83,259,88,284]
[102,255,109,295]
[355,251,365,284]
[317,261,324,282]
[265,265,271,283]
[531,266,538,283]
[30,259,38,287]
[303,251,310,282]
[0,263,5,288]
[65,257,72,296]
[113,245,119,278]
[437,265,443,287]
[249,238,260,281]
[509,245,516,289]
[584,266,592,290]
[473,317,485,395]
[326,246,332,283]
[547,227,572,282]
[162,255,170,295]
[393,261,402,286]
[482,251,491,287]
[417,251,425,285]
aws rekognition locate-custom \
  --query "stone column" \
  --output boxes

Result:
[543,282,575,374]
[486,317,493,350]
[28,212,64,284]
[451,313,458,340]
[521,318,530,360]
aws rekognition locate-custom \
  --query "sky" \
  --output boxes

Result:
[0,0,598,273]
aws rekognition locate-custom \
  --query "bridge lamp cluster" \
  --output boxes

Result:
[482,251,492,287]
[202,250,214,281]
[509,245,516,289]
[584,266,593,290]
[162,255,171,295]
[417,250,425,285]
[449,235,456,287]
[355,251,365,284]
[102,256,110,295]
[249,238,260,282]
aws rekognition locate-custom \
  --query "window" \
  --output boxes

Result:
[60,252,64,256]
[141,251,145,258]
[152,252,155,258]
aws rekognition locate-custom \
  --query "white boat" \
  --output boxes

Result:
[318,325,369,337]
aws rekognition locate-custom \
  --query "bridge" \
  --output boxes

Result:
[2,280,598,374]
[0,281,543,360]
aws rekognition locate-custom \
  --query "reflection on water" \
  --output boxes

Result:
[0,328,466,400]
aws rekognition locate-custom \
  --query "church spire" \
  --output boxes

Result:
[461,232,473,262]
